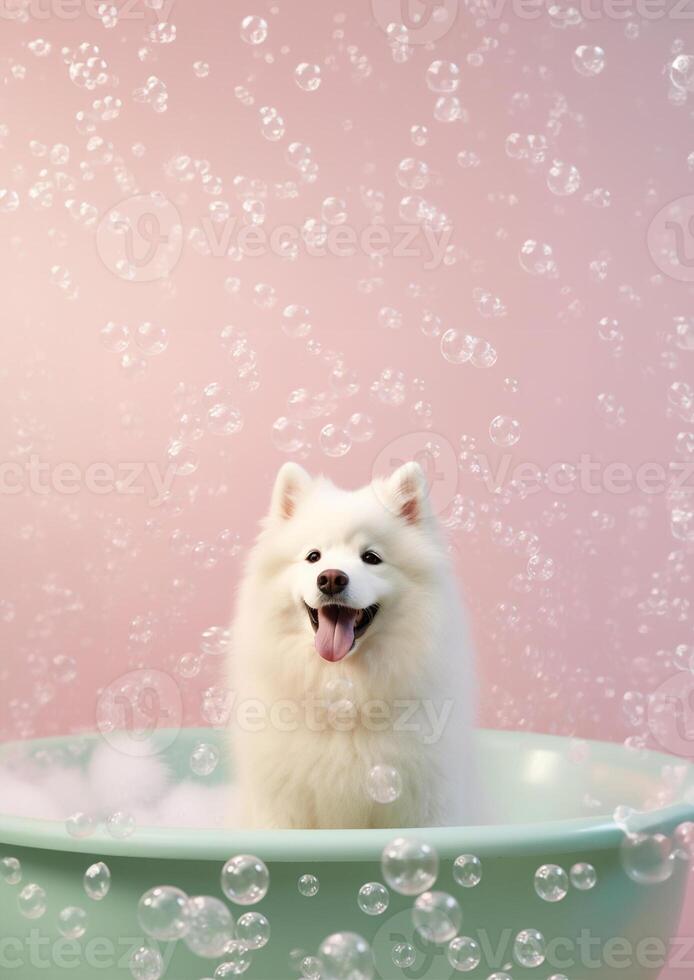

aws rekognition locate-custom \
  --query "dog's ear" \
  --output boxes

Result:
[270,462,312,521]
[386,461,428,525]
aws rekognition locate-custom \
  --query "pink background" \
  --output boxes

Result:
[0,1,693,972]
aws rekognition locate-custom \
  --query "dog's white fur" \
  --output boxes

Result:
[228,461,476,829]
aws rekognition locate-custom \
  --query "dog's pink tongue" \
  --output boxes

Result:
[315,606,358,662]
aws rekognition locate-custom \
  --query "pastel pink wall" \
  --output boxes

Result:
[1,1,693,972]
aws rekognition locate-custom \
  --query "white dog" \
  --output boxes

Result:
[229,461,477,830]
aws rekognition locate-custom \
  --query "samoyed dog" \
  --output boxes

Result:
[229,460,477,830]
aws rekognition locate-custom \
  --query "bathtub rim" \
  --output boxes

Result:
[0,727,692,864]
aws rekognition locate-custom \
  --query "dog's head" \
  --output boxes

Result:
[258,461,443,663]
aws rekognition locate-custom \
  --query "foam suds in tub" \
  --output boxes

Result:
[0,735,234,831]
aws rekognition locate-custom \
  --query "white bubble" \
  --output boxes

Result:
[282,304,312,338]
[134,321,168,355]
[321,196,347,225]
[441,328,473,364]
[190,742,220,776]
[236,911,271,950]
[413,891,462,944]
[58,906,87,939]
[259,106,285,141]
[670,53,694,92]
[18,883,47,919]
[621,834,674,884]
[101,320,130,352]
[547,160,581,196]
[83,862,111,901]
[392,942,416,967]
[397,157,430,190]
[534,864,568,902]
[272,417,307,454]
[129,942,164,980]
[184,895,234,958]
[519,239,557,277]
[572,44,606,76]
[447,936,481,972]
[66,812,96,839]
[138,886,191,941]
[513,928,546,967]
[298,874,320,897]
[295,62,321,91]
[381,837,438,896]
[452,854,482,888]
[346,413,375,442]
[1,857,22,886]
[366,765,402,804]
[107,810,136,839]
[570,861,598,891]
[489,415,520,447]
[240,15,267,45]
[426,60,460,93]
[221,855,269,906]
[357,882,389,915]
[318,932,374,980]
[319,423,351,458]
[215,942,252,975]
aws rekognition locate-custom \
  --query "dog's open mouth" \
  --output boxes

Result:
[305,602,379,662]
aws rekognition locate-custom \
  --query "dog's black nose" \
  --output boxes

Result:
[317,569,349,596]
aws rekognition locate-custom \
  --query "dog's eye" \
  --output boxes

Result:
[305,550,321,563]
[361,551,382,565]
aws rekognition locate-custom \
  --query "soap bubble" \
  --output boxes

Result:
[107,810,136,839]
[413,891,462,944]
[83,862,111,901]
[453,854,482,888]
[57,906,87,939]
[357,882,390,915]
[434,95,464,123]
[207,403,243,436]
[138,886,191,941]
[381,837,439,895]
[1,857,22,885]
[397,158,430,190]
[319,424,351,457]
[167,441,199,476]
[410,124,428,146]
[366,765,402,804]
[215,942,251,975]
[513,928,546,967]
[101,321,130,352]
[282,304,312,338]
[447,936,481,971]
[298,874,319,897]
[221,855,270,906]
[620,833,674,885]
[129,943,164,980]
[295,63,321,91]
[392,943,416,967]
[519,239,557,277]
[240,15,267,45]
[534,864,568,902]
[318,932,374,980]
[670,54,694,92]
[134,321,168,355]
[490,416,520,447]
[18,883,47,919]
[184,896,234,958]
[66,812,96,839]
[674,822,694,861]
[426,60,460,93]
[346,413,375,442]
[572,45,606,76]
[191,742,220,776]
[236,912,271,949]
[547,160,581,196]
[259,106,285,141]
[301,956,323,979]
[441,329,473,364]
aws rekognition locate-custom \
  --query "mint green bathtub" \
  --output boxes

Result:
[0,729,692,979]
